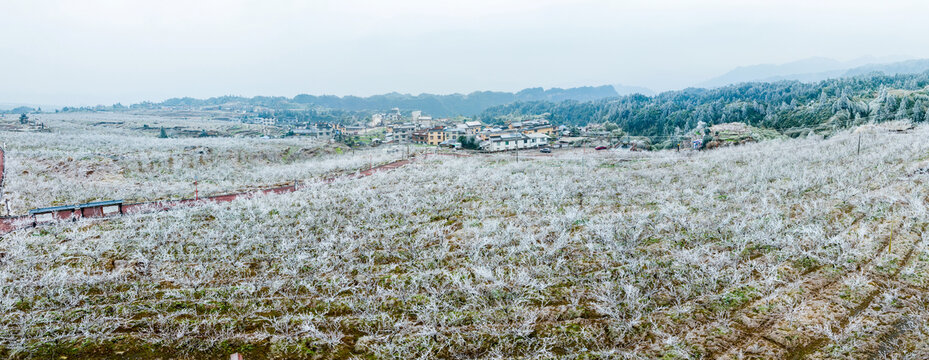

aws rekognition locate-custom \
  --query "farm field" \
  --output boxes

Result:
[7,0,929,358]
[0,113,401,214]
[1,116,928,359]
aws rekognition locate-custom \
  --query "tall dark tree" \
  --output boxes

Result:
[458,136,480,150]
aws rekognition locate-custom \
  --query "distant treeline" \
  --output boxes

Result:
[135,86,619,117]
[478,71,929,138]
[1,106,40,114]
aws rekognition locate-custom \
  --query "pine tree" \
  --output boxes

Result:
[913,100,924,122]
[878,96,895,121]
[159,127,168,138]
[896,97,910,120]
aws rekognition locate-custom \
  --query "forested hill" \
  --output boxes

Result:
[145,85,618,117]
[478,71,929,137]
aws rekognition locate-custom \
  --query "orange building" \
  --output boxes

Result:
[427,127,447,145]
[521,125,555,137]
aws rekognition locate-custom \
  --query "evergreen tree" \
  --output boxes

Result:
[896,97,910,120]
[19,113,28,124]
[913,100,924,122]
[159,127,168,138]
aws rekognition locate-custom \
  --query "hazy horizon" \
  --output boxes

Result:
[3,0,929,107]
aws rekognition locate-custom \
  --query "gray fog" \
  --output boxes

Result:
[2,0,928,107]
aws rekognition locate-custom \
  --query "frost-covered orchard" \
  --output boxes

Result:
[2,123,929,358]
[0,113,401,213]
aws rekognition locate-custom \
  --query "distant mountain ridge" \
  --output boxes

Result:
[147,85,620,117]
[697,56,924,88]
[612,83,655,96]
[843,59,929,77]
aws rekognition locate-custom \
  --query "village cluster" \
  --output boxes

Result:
[284,108,569,152]
[244,107,744,152]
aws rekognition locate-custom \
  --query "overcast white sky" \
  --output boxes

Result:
[2,0,929,107]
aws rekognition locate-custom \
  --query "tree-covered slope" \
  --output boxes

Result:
[479,72,929,137]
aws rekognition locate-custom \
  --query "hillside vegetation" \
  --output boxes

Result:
[479,72,929,138]
[3,125,929,359]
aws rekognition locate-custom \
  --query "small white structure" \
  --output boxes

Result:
[370,113,384,127]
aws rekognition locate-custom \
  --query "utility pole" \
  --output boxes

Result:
[857,132,861,155]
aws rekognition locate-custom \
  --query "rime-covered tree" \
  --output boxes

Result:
[914,100,925,122]
[896,97,911,120]
[478,71,929,137]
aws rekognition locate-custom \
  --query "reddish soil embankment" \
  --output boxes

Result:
[0,158,415,236]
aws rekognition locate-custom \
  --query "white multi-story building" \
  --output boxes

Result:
[387,108,403,123]
[480,132,548,152]
[293,124,335,139]
[386,123,416,143]
[464,121,483,135]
